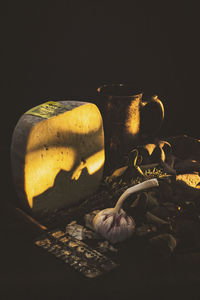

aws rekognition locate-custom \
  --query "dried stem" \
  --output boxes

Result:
[114,178,159,213]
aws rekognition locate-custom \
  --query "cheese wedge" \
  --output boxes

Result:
[11,101,105,214]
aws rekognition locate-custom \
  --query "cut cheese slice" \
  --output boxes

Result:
[10,101,105,214]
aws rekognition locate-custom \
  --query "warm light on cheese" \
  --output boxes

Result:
[71,149,105,180]
[11,101,105,214]
[25,146,76,208]
[86,149,105,175]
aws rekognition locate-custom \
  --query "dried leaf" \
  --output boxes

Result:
[149,233,177,257]
[146,211,169,226]
[135,224,157,236]
[146,191,159,209]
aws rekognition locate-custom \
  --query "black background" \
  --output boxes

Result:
[2,1,200,148]
[1,1,200,299]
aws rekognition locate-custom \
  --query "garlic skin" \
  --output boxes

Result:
[93,178,159,244]
[93,208,135,244]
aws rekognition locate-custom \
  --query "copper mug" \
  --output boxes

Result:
[97,84,164,173]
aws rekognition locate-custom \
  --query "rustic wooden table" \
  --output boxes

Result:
[1,145,200,300]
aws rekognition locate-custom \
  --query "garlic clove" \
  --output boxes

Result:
[119,216,127,226]
[101,214,115,232]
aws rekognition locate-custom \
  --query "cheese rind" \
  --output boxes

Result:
[11,101,105,214]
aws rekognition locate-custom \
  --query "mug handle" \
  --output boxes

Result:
[140,95,165,138]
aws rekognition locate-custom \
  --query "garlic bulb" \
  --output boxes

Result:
[93,178,159,244]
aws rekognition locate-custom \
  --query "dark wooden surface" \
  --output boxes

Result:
[2,146,200,300]
[2,1,200,150]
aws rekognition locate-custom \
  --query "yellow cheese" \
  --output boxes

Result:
[11,101,105,214]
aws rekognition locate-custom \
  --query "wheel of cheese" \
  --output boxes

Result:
[10,100,105,215]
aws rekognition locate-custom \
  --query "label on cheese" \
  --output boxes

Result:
[25,101,76,119]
